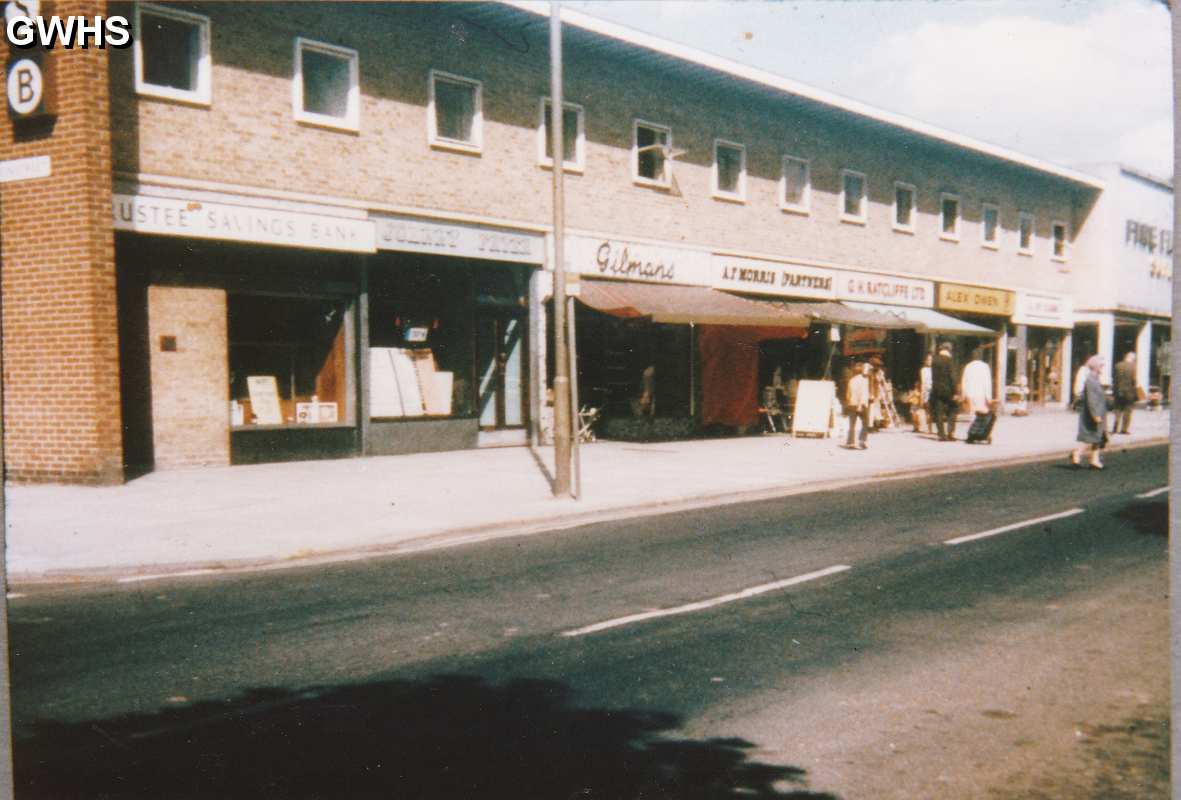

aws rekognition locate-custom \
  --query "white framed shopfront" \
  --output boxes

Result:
[1011,290,1073,408]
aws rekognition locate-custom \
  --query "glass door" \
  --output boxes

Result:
[476,313,527,429]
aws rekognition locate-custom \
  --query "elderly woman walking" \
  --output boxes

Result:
[1072,355,1108,470]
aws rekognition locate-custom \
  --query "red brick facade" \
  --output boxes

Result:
[1,0,123,484]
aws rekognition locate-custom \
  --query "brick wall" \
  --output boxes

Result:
[108,2,1095,296]
[1,0,123,484]
[147,286,229,469]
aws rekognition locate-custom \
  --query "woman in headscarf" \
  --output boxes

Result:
[1071,355,1108,469]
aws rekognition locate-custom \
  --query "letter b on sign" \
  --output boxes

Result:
[7,53,52,119]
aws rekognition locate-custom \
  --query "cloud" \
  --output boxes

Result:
[847,1,1173,176]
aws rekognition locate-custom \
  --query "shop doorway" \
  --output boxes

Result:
[476,313,527,430]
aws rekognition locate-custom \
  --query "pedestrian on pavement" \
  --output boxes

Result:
[1112,351,1138,434]
[1072,355,1108,470]
[919,353,934,434]
[845,361,871,450]
[930,341,958,441]
[960,347,993,416]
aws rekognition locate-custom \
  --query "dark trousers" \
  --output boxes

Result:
[1113,403,1134,433]
[931,395,957,440]
[846,406,870,446]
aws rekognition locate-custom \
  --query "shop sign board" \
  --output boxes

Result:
[0,154,49,183]
[565,234,711,287]
[1012,291,1073,328]
[834,270,934,308]
[937,282,1015,316]
[373,213,544,264]
[709,255,835,299]
[112,194,377,253]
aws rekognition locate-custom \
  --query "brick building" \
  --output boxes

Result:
[2,2,1110,483]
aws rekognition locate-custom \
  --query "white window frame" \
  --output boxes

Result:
[632,119,673,188]
[536,98,585,172]
[428,70,484,153]
[292,37,360,132]
[1051,221,1069,262]
[840,169,868,224]
[133,3,212,106]
[939,193,961,242]
[711,139,747,202]
[1018,211,1035,256]
[892,182,916,234]
[779,155,811,215]
[981,203,1001,250]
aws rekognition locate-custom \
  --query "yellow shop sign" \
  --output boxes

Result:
[937,283,1015,316]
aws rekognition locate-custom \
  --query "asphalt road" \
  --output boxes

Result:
[9,444,1169,799]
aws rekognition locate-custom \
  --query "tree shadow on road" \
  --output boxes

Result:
[16,674,838,799]
[1115,499,1168,537]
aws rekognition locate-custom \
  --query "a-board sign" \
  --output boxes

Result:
[791,379,836,436]
[246,375,283,425]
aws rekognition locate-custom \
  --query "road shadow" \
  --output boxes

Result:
[1116,499,1169,537]
[15,674,837,799]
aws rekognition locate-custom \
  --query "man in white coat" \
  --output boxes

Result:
[961,347,993,416]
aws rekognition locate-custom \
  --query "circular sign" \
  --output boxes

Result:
[7,59,43,116]
[4,0,39,26]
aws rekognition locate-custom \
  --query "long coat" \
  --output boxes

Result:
[1113,360,1137,407]
[1077,372,1108,445]
[931,352,956,400]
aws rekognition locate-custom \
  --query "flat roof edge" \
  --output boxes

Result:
[505,1,1105,191]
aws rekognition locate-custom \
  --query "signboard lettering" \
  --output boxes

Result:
[711,255,835,299]
[835,270,934,308]
[374,214,543,264]
[565,235,711,286]
[937,282,1015,316]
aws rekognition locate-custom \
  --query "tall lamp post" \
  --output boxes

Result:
[549,2,571,497]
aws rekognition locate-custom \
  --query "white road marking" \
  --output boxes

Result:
[117,569,218,584]
[1136,486,1169,499]
[944,508,1086,546]
[6,593,25,600]
[560,564,851,638]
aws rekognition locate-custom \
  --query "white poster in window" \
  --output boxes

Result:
[369,347,426,418]
[246,376,283,425]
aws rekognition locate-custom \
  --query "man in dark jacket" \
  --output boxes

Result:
[930,342,958,441]
[1112,352,1138,434]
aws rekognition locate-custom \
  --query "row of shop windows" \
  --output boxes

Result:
[134,5,1070,262]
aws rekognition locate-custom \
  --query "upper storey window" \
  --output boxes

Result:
[430,71,483,153]
[1018,212,1035,255]
[633,120,672,187]
[982,204,1000,248]
[538,99,584,171]
[893,182,916,232]
[134,4,211,105]
[840,170,867,223]
[780,156,810,214]
[712,140,746,201]
[294,38,360,131]
[940,194,961,241]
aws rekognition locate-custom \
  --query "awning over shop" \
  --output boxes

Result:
[576,280,812,327]
[768,299,921,330]
[845,302,998,336]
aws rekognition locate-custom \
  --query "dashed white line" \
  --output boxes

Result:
[560,564,851,638]
[1136,486,1169,499]
[117,569,219,584]
[943,508,1086,546]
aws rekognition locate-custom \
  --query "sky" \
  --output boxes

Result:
[567,0,1175,180]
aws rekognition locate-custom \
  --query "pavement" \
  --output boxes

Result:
[2,407,1170,584]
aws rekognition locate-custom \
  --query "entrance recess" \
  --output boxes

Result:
[476,313,527,430]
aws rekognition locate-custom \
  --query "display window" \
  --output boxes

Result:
[228,294,353,427]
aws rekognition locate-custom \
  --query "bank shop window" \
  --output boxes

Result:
[1018,212,1035,255]
[712,140,746,201]
[893,183,916,232]
[940,194,960,241]
[228,295,353,427]
[1052,222,1068,261]
[982,204,1000,248]
[633,121,671,186]
[293,38,359,131]
[430,71,483,152]
[134,4,211,105]
[538,99,585,171]
[840,170,867,223]
[780,156,810,214]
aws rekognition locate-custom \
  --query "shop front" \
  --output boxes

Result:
[934,281,1014,395]
[1010,291,1073,408]
[367,215,546,454]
